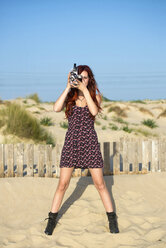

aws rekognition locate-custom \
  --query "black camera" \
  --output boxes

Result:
[69,63,82,86]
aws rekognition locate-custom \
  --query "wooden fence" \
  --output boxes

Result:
[0,138,166,178]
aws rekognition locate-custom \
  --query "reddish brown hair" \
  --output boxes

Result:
[64,65,103,121]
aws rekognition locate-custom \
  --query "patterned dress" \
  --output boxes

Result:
[59,104,104,169]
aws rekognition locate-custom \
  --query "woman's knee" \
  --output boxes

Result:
[94,180,106,191]
[57,181,69,191]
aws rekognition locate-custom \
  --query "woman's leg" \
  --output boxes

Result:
[89,168,114,212]
[50,167,75,213]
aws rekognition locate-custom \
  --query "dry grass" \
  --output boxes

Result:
[108,105,128,117]
[138,107,153,116]
[151,106,164,111]
[157,109,166,119]
[0,102,55,146]
[132,128,158,137]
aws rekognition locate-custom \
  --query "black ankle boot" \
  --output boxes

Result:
[106,211,119,233]
[44,211,59,235]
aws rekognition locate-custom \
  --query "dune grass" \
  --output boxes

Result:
[121,126,133,133]
[94,120,101,126]
[112,116,128,125]
[26,93,42,103]
[157,109,166,118]
[109,123,119,130]
[0,102,55,146]
[129,100,146,104]
[108,105,127,117]
[40,117,54,126]
[141,119,158,129]
[60,121,68,129]
[138,107,153,116]
[132,128,158,137]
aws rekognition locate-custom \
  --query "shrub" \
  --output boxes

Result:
[141,119,158,128]
[40,117,53,126]
[60,121,68,129]
[95,120,101,125]
[112,117,128,125]
[102,125,107,130]
[122,126,133,133]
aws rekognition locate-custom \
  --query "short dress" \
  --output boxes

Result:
[59,104,104,169]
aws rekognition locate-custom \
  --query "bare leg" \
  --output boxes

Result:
[50,167,75,213]
[89,168,114,212]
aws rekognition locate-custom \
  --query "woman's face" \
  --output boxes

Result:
[80,70,89,87]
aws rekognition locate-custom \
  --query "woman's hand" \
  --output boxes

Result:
[71,79,87,92]
[66,72,73,89]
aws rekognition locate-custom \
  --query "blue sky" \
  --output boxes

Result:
[0,0,166,101]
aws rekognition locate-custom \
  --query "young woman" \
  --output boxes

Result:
[44,65,119,235]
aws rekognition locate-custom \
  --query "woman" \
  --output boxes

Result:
[44,65,119,235]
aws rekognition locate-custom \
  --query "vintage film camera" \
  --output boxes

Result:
[69,63,82,86]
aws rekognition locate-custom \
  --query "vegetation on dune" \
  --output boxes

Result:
[108,105,127,117]
[60,121,68,129]
[112,116,128,125]
[132,128,158,137]
[95,120,101,126]
[40,117,54,126]
[129,100,146,104]
[141,119,158,129]
[157,109,166,119]
[101,95,111,102]
[109,123,118,130]
[0,102,55,146]
[26,93,42,103]
[138,107,153,116]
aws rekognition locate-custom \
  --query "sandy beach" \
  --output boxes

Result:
[0,172,166,248]
[0,97,166,247]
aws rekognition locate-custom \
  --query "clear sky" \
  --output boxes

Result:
[0,0,166,101]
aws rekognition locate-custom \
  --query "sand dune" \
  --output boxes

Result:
[1,98,166,144]
[0,172,166,248]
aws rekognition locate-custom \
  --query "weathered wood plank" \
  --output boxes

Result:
[151,140,159,172]
[45,144,53,177]
[0,144,4,177]
[103,142,110,175]
[113,141,120,174]
[6,144,14,177]
[15,143,24,177]
[38,144,45,177]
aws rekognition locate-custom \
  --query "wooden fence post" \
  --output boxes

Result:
[103,142,110,175]
[55,143,61,178]
[133,140,139,174]
[6,144,14,177]
[159,139,166,172]
[24,144,34,177]
[15,143,24,177]
[38,144,45,177]
[151,140,159,172]
[113,141,120,174]
[45,144,53,177]
[123,138,129,174]
[142,139,149,174]
[0,144,4,177]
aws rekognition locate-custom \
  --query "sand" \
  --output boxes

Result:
[0,172,166,248]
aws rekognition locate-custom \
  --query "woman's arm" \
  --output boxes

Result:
[53,72,72,112]
[53,87,70,112]
[83,88,101,116]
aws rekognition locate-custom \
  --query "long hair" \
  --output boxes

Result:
[64,65,103,121]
